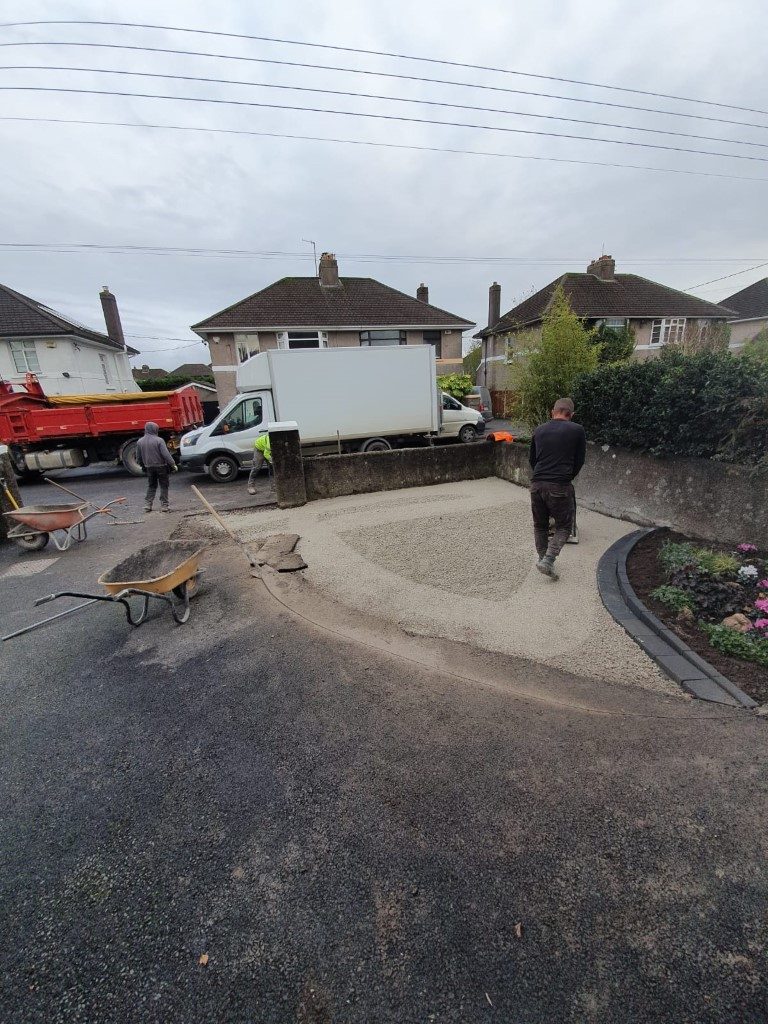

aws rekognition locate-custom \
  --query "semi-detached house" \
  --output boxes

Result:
[191,253,475,406]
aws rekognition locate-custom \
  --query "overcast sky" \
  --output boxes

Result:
[1,0,766,369]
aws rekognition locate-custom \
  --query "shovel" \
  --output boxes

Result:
[191,485,261,577]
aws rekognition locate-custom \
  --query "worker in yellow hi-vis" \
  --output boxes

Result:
[247,433,272,495]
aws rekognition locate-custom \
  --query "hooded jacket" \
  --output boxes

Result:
[136,422,176,470]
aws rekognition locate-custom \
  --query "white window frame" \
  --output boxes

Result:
[277,331,327,350]
[10,339,40,373]
[602,317,627,330]
[234,332,260,363]
[650,317,686,346]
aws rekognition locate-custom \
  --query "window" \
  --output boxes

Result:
[442,393,462,411]
[277,331,327,350]
[235,332,260,363]
[602,317,627,330]
[422,330,442,358]
[359,330,406,347]
[650,317,686,346]
[99,353,113,384]
[213,397,263,435]
[10,339,40,373]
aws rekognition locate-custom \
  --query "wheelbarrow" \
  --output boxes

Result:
[3,498,126,552]
[2,542,205,642]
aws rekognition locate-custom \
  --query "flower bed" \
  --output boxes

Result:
[626,529,768,704]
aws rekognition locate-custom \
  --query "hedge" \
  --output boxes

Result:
[572,348,768,466]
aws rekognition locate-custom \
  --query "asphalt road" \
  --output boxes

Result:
[1,507,767,1023]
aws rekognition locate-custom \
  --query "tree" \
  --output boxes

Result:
[742,327,768,362]
[509,285,598,429]
[675,320,731,355]
[462,338,483,378]
[590,322,635,364]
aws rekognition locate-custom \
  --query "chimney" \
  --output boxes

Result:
[488,281,501,328]
[99,285,126,347]
[318,252,340,288]
[587,254,616,281]
[416,283,429,303]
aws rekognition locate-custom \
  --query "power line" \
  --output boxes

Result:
[4,62,767,151]
[686,262,768,290]
[3,116,766,182]
[4,86,768,163]
[2,242,767,265]
[2,41,766,133]
[3,19,766,118]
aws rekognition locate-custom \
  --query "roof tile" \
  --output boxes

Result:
[721,278,768,320]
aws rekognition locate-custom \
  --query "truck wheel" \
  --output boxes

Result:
[16,532,50,552]
[360,438,392,453]
[458,424,477,444]
[207,454,239,483]
[120,438,143,476]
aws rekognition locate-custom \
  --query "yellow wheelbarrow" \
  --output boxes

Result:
[2,541,205,641]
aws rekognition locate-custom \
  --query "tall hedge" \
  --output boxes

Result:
[572,348,768,466]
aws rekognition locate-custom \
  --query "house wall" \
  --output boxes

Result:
[0,335,135,395]
[729,318,768,348]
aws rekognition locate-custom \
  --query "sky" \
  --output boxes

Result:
[1,0,766,369]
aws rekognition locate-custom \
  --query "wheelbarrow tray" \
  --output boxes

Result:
[98,540,204,596]
[4,502,87,532]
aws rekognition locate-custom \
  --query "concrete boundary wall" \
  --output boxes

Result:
[273,431,766,545]
[494,442,767,546]
[303,444,496,501]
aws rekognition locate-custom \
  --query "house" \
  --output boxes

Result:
[169,362,213,379]
[721,278,768,350]
[132,364,167,382]
[475,255,736,391]
[0,283,138,395]
[191,252,475,405]
[132,362,219,422]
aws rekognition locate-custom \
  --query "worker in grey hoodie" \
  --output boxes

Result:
[136,421,177,512]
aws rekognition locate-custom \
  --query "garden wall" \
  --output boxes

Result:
[303,443,496,501]
[494,442,767,546]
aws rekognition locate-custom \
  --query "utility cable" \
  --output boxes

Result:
[2,40,766,132]
[686,261,768,290]
[3,86,768,163]
[3,62,767,150]
[3,116,766,182]
[2,19,765,118]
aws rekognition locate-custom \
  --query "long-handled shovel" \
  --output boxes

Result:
[191,485,261,577]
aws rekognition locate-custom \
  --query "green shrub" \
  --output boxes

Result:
[137,374,214,391]
[437,373,474,400]
[659,541,701,574]
[590,323,635,364]
[701,624,768,667]
[650,585,694,612]
[741,327,768,363]
[659,540,740,578]
[463,340,483,377]
[696,550,740,575]
[509,285,598,429]
[572,348,768,464]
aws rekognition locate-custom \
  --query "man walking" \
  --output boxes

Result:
[529,398,586,580]
[247,432,272,495]
[137,421,177,512]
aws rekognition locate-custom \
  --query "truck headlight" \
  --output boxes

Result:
[181,434,199,447]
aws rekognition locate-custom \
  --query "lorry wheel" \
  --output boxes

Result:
[360,438,392,453]
[207,454,239,483]
[120,438,143,476]
[458,424,477,444]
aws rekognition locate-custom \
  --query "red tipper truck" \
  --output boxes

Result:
[0,373,204,478]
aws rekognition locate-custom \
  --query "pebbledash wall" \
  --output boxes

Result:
[274,431,767,545]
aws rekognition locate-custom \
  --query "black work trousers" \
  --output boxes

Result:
[530,480,575,559]
[145,467,170,508]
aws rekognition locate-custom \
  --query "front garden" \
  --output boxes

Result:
[627,530,768,704]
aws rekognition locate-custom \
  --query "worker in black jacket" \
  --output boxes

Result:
[528,398,586,580]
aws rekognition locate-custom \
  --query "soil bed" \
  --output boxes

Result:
[627,529,768,705]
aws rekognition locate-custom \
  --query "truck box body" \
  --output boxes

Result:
[234,347,440,442]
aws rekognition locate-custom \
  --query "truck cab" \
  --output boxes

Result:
[180,391,273,483]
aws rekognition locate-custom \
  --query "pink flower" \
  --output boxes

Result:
[754,619,768,630]
[737,543,758,554]
[755,597,768,614]
[759,580,768,590]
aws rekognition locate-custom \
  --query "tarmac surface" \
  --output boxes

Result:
[2,474,767,1022]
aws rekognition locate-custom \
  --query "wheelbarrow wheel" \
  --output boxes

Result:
[170,581,192,624]
[16,531,50,552]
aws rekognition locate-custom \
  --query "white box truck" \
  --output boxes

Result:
[180,346,483,483]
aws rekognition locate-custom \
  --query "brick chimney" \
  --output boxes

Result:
[587,255,616,281]
[416,283,429,303]
[99,286,126,347]
[318,252,340,288]
[488,281,501,328]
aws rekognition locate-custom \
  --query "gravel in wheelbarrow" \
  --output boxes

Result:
[99,540,204,592]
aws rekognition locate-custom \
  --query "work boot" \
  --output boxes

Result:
[144,505,152,513]
[566,525,579,544]
[536,555,560,580]
[247,486,257,495]
[161,505,171,513]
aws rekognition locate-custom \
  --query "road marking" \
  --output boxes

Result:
[1,557,59,578]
